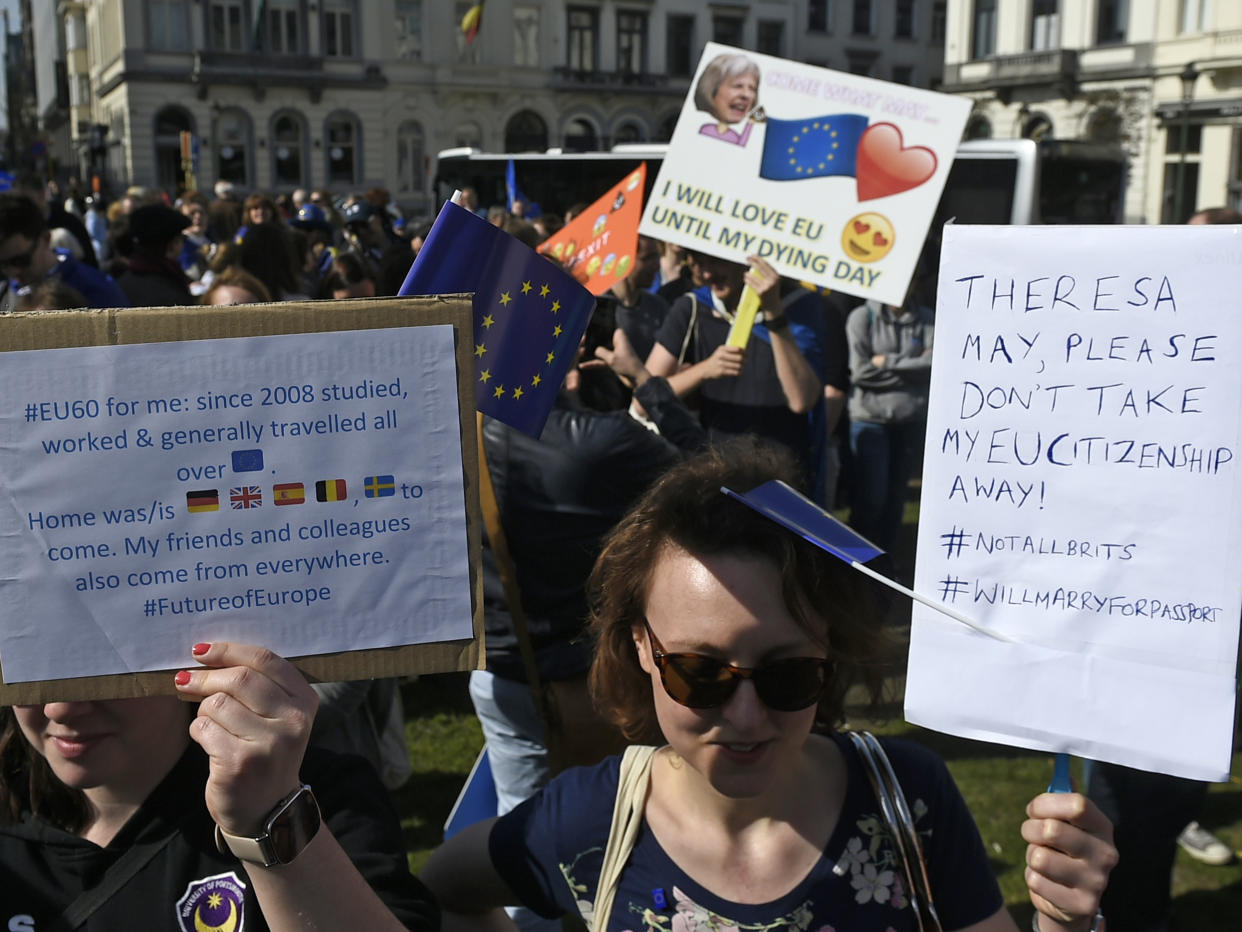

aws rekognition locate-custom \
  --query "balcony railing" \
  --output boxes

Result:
[993,48,1078,83]
[194,51,324,75]
[944,48,1079,95]
[551,67,672,89]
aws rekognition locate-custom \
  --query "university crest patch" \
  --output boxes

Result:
[176,870,247,932]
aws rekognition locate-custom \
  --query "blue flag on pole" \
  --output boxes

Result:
[399,200,593,436]
[506,159,541,219]
[759,114,869,182]
[722,480,884,565]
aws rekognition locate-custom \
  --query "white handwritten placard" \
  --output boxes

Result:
[0,326,473,683]
[907,224,1242,781]
[639,42,970,306]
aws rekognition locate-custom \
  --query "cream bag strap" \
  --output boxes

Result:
[591,745,658,932]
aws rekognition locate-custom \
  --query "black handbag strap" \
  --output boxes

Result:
[61,820,185,928]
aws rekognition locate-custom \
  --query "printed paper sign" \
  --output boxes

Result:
[538,164,647,295]
[640,43,970,306]
[907,224,1242,781]
[0,326,473,683]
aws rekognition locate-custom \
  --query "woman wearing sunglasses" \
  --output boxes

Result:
[424,443,1116,932]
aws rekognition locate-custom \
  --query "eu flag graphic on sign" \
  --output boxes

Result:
[399,200,595,437]
[231,449,263,472]
[759,114,869,182]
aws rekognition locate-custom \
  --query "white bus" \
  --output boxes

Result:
[433,138,1126,227]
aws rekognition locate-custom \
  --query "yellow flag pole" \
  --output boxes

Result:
[726,284,762,349]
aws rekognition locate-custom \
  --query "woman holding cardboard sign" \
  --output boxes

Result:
[423,444,1116,932]
[0,641,436,930]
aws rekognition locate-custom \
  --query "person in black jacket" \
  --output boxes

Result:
[115,204,196,307]
[473,318,705,932]
[0,642,437,931]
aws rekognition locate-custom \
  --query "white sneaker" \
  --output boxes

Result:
[1177,821,1234,865]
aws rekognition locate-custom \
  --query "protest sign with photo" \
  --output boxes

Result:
[0,299,481,702]
[538,163,647,295]
[639,42,971,306]
[907,224,1242,781]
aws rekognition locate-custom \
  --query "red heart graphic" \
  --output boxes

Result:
[853,220,870,234]
[856,122,938,202]
[872,232,888,247]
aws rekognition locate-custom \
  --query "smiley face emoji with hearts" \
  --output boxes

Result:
[841,213,895,263]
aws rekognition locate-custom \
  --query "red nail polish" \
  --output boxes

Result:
[192,643,211,656]
[174,670,192,686]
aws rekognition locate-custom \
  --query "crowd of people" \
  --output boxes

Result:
[5,171,1241,931]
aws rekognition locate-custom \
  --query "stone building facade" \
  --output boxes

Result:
[29,0,944,212]
[943,0,1242,223]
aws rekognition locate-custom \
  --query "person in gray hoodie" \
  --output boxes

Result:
[845,295,934,553]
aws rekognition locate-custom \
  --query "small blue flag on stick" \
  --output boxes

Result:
[723,480,1011,642]
[723,479,882,564]
[506,159,541,219]
[399,200,593,436]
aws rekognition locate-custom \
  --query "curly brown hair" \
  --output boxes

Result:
[587,440,889,742]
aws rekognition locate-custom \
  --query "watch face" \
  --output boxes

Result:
[268,787,321,864]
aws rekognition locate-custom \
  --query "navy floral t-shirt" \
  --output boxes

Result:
[490,733,1004,932]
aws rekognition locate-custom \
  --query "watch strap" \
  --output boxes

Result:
[215,822,275,865]
[215,784,318,867]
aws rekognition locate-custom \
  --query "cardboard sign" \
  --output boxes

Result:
[538,164,647,295]
[640,43,970,306]
[0,298,483,703]
[907,225,1242,781]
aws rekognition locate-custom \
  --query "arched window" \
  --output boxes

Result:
[271,111,307,188]
[963,115,992,140]
[613,120,646,144]
[325,112,360,185]
[154,105,194,193]
[214,107,252,187]
[1023,113,1053,142]
[563,116,598,152]
[504,110,548,152]
[396,120,425,193]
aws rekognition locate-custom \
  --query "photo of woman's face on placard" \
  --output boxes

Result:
[694,53,760,126]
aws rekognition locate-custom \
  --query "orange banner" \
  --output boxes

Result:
[538,164,646,296]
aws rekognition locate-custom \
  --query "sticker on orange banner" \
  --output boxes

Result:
[538,163,647,296]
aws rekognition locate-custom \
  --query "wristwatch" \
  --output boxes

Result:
[214,784,321,867]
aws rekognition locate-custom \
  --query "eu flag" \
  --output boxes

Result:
[506,160,541,219]
[399,201,595,436]
[759,114,869,182]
